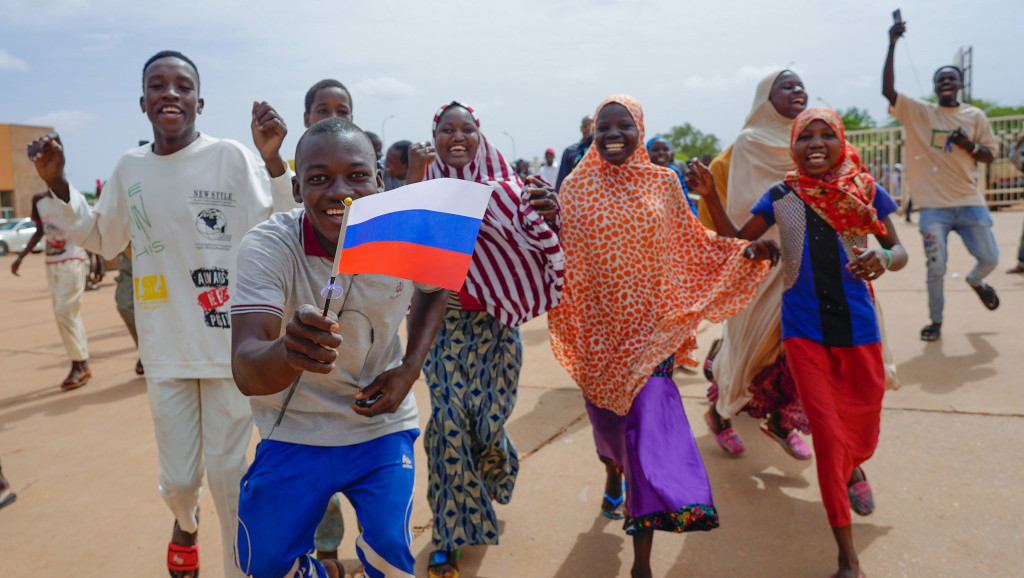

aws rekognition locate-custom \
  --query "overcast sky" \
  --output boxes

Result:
[2,0,1020,192]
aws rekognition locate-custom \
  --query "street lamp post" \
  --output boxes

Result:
[502,131,516,160]
[381,114,395,147]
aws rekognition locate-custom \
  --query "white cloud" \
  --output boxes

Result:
[25,110,98,132]
[353,77,416,101]
[0,49,29,71]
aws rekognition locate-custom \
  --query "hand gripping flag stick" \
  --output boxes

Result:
[269,197,354,436]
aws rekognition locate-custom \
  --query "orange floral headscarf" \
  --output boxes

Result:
[785,107,886,237]
[549,95,772,415]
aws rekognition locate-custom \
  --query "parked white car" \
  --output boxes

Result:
[0,218,40,256]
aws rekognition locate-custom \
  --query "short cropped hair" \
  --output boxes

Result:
[142,50,200,89]
[933,65,963,84]
[304,79,352,115]
[295,117,373,166]
[390,140,411,164]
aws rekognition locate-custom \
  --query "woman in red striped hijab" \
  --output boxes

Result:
[407,101,564,578]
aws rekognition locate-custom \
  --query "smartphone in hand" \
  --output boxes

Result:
[892,9,902,23]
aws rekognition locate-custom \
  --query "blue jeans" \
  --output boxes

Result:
[918,206,999,323]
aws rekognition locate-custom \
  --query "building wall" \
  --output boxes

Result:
[0,123,55,218]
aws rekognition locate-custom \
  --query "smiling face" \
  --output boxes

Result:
[792,119,843,178]
[304,87,353,127]
[769,71,807,119]
[434,106,480,169]
[594,103,639,166]
[140,57,203,154]
[933,69,962,106]
[648,138,673,167]
[293,130,383,255]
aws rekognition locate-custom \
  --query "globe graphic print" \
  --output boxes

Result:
[196,208,228,239]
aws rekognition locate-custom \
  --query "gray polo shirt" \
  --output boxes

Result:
[233,208,438,446]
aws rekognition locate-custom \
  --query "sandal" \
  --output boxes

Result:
[60,370,92,391]
[704,410,744,456]
[759,422,813,460]
[427,550,460,578]
[601,479,626,519]
[167,542,199,578]
[703,338,722,382]
[847,467,875,517]
[920,323,941,342]
[968,281,999,310]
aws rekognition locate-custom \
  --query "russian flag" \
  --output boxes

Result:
[333,178,493,290]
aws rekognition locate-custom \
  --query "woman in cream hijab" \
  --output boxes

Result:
[703,69,814,458]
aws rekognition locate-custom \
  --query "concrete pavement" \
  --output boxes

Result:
[1,208,1022,577]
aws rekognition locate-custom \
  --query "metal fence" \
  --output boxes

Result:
[847,114,1024,209]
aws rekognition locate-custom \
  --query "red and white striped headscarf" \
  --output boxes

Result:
[425,101,564,327]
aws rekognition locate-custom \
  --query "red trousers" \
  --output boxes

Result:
[783,338,884,527]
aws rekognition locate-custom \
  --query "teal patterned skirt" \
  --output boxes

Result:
[423,308,522,551]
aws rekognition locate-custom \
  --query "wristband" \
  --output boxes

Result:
[881,248,893,270]
[967,141,978,156]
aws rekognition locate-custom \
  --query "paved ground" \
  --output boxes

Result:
[1,208,1022,577]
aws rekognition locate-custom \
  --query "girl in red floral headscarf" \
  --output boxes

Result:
[689,107,909,578]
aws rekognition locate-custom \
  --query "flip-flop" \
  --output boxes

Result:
[601,479,626,519]
[704,410,744,456]
[427,550,460,578]
[0,488,16,509]
[61,371,92,391]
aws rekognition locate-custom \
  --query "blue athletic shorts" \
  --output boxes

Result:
[236,429,419,578]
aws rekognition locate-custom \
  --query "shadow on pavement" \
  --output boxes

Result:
[895,332,997,394]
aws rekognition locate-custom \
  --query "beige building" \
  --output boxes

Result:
[1,123,55,219]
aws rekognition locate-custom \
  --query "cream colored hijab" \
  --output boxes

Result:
[724,69,798,223]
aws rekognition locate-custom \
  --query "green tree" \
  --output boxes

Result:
[838,106,877,130]
[660,123,721,161]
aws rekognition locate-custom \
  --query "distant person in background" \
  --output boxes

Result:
[0,454,14,510]
[646,136,696,214]
[11,191,92,391]
[1008,136,1024,274]
[383,139,411,190]
[701,153,712,166]
[537,147,559,184]
[366,131,384,165]
[514,158,532,182]
[116,249,144,375]
[884,20,1000,341]
[555,114,594,192]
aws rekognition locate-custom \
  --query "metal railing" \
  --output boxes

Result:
[847,114,1024,209]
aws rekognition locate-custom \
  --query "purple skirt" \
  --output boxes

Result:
[585,365,718,536]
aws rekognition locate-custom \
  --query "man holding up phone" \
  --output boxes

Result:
[882,15,1000,342]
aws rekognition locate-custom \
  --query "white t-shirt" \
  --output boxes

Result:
[537,162,559,186]
[34,196,87,265]
[892,93,997,208]
[56,133,296,379]
[233,209,437,446]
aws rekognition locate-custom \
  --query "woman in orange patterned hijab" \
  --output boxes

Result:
[549,95,776,578]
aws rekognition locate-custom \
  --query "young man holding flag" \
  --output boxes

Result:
[231,118,486,578]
